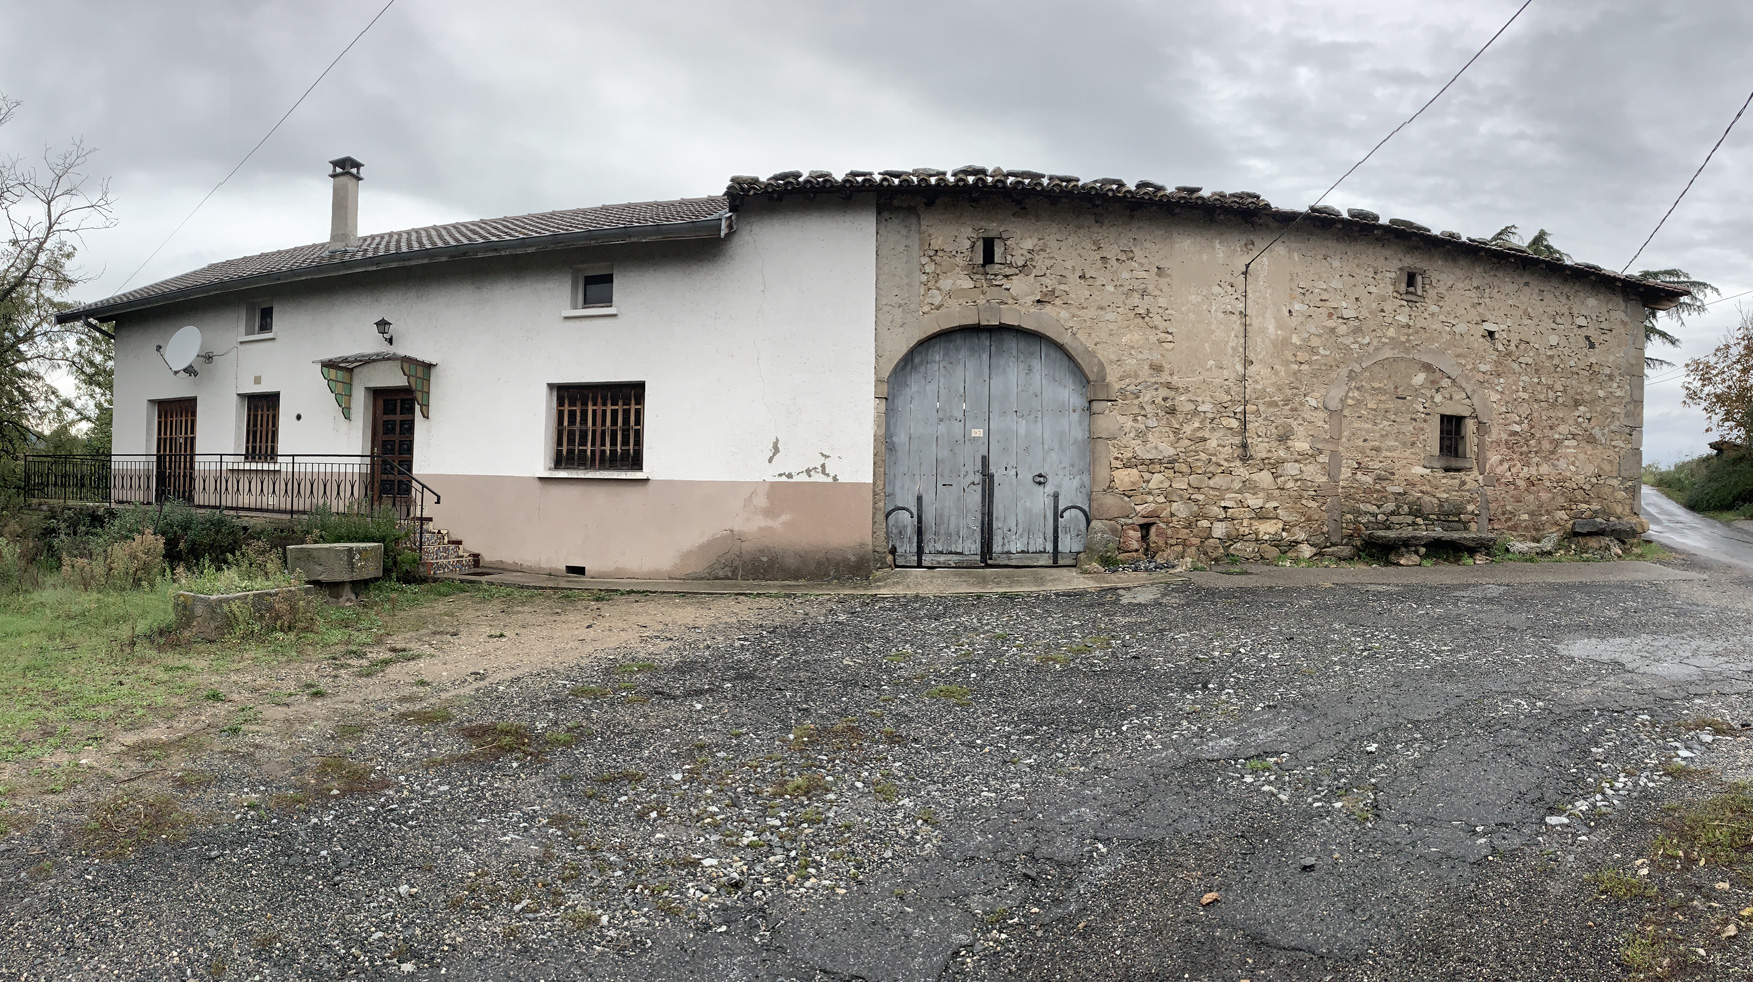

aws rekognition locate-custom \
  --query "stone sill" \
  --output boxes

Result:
[238,333,276,344]
[540,470,649,480]
[561,307,617,319]
[1423,455,1474,471]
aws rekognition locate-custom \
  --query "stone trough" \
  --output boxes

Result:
[173,585,316,641]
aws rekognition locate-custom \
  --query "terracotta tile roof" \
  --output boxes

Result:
[725,167,1692,308]
[60,196,730,322]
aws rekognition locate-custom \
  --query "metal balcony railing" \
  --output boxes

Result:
[16,453,441,523]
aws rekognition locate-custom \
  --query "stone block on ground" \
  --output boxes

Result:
[286,542,385,602]
[1361,530,1499,550]
[1506,532,1560,556]
[1571,518,1645,541]
[173,586,316,641]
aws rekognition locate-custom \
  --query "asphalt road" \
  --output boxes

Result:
[1643,484,1753,572]
[5,562,1753,980]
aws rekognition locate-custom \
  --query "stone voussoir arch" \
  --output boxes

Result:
[873,303,1114,564]
[1319,345,1496,541]
[876,303,1108,392]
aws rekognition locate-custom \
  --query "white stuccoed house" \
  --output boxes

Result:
[52,159,877,579]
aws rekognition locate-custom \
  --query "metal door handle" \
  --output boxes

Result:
[1032,473,1047,485]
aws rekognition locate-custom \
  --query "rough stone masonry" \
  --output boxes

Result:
[735,169,1686,566]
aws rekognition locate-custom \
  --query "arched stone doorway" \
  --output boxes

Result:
[1322,347,1494,544]
[883,327,1090,565]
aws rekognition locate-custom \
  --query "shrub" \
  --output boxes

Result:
[0,532,40,593]
[111,502,245,568]
[172,558,296,596]
[296,506,418,581]
[57,531,165,591]
[104,531,166,589]
[1681,451,1753,513]
[1643,454,1714,499]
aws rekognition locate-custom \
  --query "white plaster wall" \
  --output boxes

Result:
[108,198,877,484]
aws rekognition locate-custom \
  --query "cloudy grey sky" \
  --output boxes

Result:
[3,0,1748,463]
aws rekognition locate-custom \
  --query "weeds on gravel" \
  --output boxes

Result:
[1679,716,1736,736]
[1653,782,1753,866]
[1607,782,1753,979]
[169,770,214,791]
[395,706,454,725]
[774,772,828,797]
[303,757,389,797]
[1590,868,1659,899]
[613,661,659,676]
[1659,760,1714,781]
[924,684,973,707]
[74,791,201,858]
[569,685,612,698]
[448,721,544,762]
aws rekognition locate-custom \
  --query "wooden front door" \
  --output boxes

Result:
[154,399,196,503]
[883,328,1090,566]
[372,389,418,509]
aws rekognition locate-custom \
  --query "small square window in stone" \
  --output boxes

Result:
[1439,414,1467,459]
[576,273,614,308]
[978,236,1004,266]
[1401,270,1425,297]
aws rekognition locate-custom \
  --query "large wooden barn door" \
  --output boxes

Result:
[885,328,1089,566]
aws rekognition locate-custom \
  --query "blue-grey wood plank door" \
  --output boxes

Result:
[885,328,1089,565]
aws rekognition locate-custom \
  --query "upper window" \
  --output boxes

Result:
[1400,268,1426,299]
[978,236,1005,266]
[246,303,275,336]
[554,383,644,471]
[574,272,614,309]
[244,393,280,460]
[1438,413,1467,459]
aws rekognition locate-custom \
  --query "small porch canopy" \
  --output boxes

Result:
[315,352,435,420]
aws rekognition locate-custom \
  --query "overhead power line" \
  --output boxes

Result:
[1237,0,1534,457]
[1242,0,1535,270]
[1621,85,1753,273]
[116,0,399,293]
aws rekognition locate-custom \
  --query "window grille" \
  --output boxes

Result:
[245,393,280,460]
[1438,413,1467,459]
[554,383,644,470]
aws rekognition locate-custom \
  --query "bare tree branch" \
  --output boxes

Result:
[0,93,116,452]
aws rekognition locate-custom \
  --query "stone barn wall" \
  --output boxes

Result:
[871,190,1653,563]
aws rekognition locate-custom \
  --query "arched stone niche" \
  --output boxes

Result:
[1321,346,1496,543]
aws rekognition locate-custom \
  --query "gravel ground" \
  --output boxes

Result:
[5,561,1753,980]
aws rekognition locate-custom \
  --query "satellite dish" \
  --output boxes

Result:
[162,326,203,374]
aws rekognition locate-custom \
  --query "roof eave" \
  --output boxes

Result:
[731,179,1691,309]
[56,212,734,324]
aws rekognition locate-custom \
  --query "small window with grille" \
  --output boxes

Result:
[1438,413,1467,459]
[553,383,644,471]
[244,393,280,460]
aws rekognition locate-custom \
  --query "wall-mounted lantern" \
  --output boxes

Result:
[375,317,394,345]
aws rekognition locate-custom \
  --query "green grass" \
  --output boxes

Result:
[0,577,529,762]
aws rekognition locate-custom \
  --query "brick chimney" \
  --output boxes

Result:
[328,156,363,251]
